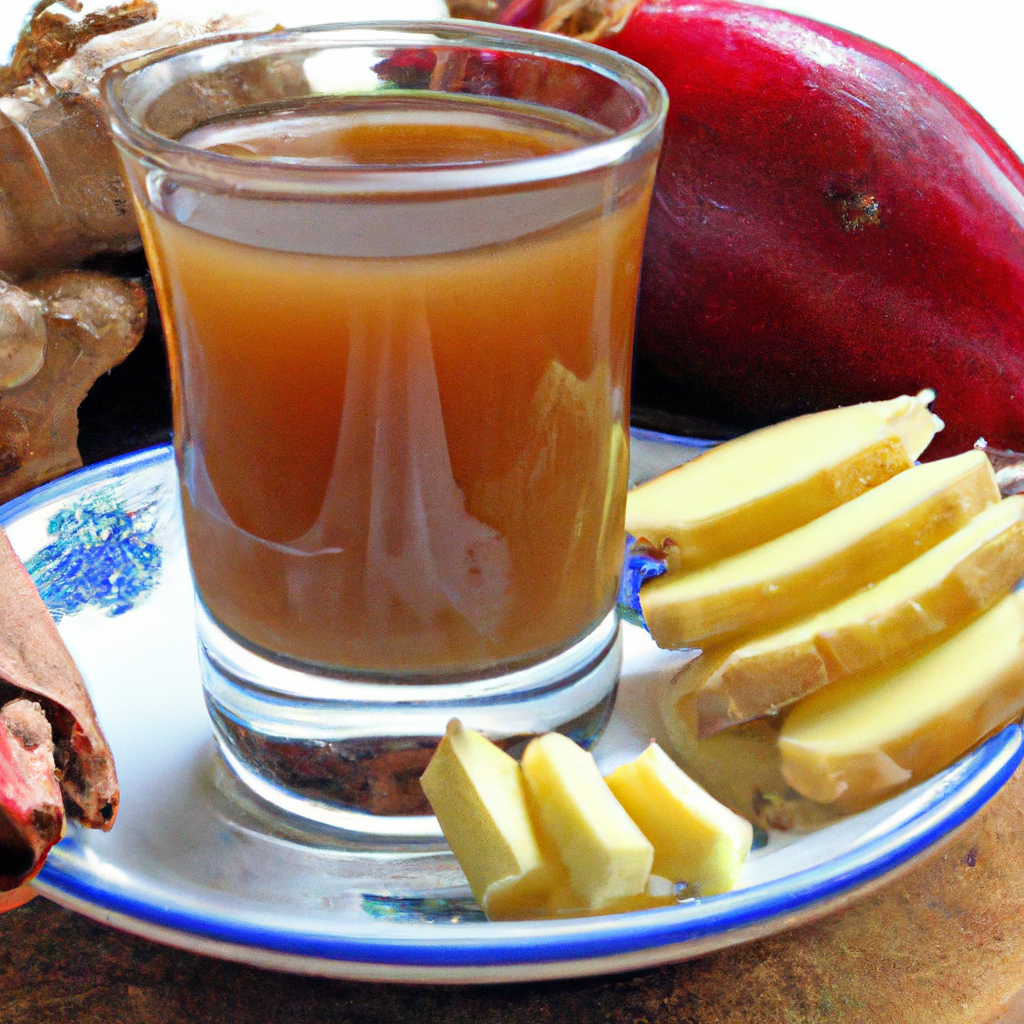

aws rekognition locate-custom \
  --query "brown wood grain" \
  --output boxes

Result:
[4,762,1024,1024]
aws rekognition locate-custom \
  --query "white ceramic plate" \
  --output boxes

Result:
[2,434,1019,983]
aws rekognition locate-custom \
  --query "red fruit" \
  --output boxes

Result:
[598,0,1024,458]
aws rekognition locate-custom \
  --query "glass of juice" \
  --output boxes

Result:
[103,22,667,838]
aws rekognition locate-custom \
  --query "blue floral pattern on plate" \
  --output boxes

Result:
[26,488,162,622]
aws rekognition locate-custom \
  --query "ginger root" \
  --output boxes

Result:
[447,0,641,40]
[0,271,147,503]
[0,1,157,278]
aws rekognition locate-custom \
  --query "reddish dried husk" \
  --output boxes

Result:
[595,0,1024,458]
[0,527,119,835]
[0,699,63,891]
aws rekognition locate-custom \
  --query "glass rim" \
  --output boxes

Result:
[100,20,668,197]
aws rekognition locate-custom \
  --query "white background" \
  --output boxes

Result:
[1,0,1022,156]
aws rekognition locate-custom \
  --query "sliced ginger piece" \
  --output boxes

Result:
[779,591,1024,810]
[659,690,843,833]
[540,873,679,918]
[420,719,560,920]
[521,732,653,910]
[641,450,999,649]
[672,495,1024,738]
[605,742,752,896]
[422,724,666,920]
[626,393,941,573]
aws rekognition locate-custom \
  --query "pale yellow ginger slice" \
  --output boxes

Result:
[779,591,1024,810]
[626,392,941,573]
[605,742,753,896]
[521,732,654,909]
[658,697,843,833]
[672,495,1024,738]
[640,450,998,649]
[540,872,680,918]
[420,720,560,920]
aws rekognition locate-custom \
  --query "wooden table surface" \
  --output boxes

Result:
[4,759,1024,1024]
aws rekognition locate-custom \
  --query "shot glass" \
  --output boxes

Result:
[103,22,667,838]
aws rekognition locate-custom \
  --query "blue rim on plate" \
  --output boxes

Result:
[3,437,1021,980]
[32,725,1021,968]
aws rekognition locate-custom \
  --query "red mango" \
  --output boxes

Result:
[596,1,1024,457]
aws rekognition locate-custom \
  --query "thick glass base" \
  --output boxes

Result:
[198,605,622,840]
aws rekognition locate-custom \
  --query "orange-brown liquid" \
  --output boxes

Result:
[140,96,653,674]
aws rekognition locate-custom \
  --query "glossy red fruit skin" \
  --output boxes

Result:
[602,0,1024,457]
